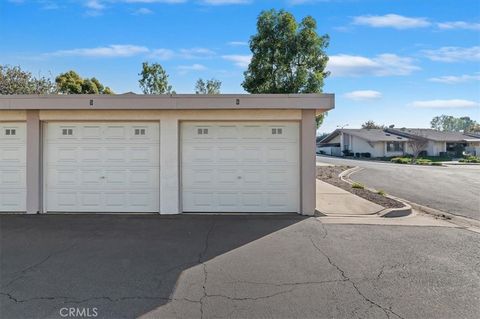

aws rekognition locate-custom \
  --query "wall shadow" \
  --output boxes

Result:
[0,214,307,319]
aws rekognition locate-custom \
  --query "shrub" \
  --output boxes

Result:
[416,159,432,165]
[355,152,360,158]
[431,162,443,166]
[362,152,371,158]
[461,156,480,163]
[377,190,386,196]
[391,157,411,164]
[351,182,364,189]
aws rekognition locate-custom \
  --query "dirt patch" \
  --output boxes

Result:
[316,166,404,209]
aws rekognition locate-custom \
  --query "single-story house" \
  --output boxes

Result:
[0,93,334,215]
[385,128,480,157]
[317,129,410,158]
[318,128,480,157]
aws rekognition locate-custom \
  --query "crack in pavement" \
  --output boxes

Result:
[309,238,405,319]
[313,217,329,239]
[198,220,216,319]
[2,243,78,290]
[227,278,348,288]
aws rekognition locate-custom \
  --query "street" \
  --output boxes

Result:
[1,214,479,319]
[317,156,480,220]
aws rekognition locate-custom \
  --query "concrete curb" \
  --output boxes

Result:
[339,167,413,218]
[343,167,480,230]
[402,201,480,229]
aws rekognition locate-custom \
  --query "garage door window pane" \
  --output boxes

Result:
[5,129,16,136]
[62,128,73,136]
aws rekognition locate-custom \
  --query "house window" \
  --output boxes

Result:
[62,128,73,136]
[197,128,209,135]
[387,141,404,152]
[5,128,16,136]
[134,128,146,136]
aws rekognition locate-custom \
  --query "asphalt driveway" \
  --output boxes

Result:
[317,155,480,220]
[1,214,479,319]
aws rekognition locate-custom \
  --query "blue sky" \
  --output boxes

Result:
[1,0,479,133]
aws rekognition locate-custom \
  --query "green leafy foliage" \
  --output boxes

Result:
[361,121,385,129]
[242,9,329,128]
[391,157,412,164]
[195,78,221,94]
[431,115,479,133]
[0,65,56,94]
[459,156,480,163]
[55,70,113,94]
[138,62,173,94]
[351,182,364,189]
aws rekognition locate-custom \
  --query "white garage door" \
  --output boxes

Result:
[0,123,26,212]
[44,122,159,212]
[182,122,300,212]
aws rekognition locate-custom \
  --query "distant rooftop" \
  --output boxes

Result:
[386,128,476,142]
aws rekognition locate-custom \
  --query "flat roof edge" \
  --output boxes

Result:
[0,93,335,111]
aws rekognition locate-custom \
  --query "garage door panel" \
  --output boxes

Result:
[182,122,299,213]
[45,122,160,212]
[0,123,26,212]
[0,169,26,187]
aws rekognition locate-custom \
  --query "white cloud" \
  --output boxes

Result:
[200,0,251,4]
[327,53,419,77]
[344,90,382,101]
[120,0,186,3]
[353,14,431,29]
[423,46,480,62]
[437,21,480,30]
[228,41,248,46]
[177,63,207,74]
[428,73,480,84]
[49,44,149,57]
[149,48,175,60]
[222,55,251,67]
[179,48,216,59]
[409,99,479,109]
[133,7,154,14]
[85,0,105,10]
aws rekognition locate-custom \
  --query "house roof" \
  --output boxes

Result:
[320,128,480,145]
[386,128,480,142]
[0,94,334,112]
[320,128,409,143]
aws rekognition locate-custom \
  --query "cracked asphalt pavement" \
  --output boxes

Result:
[1,214,479,319]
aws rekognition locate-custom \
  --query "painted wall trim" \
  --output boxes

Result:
[26,110,40,214]
[0,94,334,111]
[300,109,316,216]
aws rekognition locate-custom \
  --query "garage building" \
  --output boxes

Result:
[0,94,334,215]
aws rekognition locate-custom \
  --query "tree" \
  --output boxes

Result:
[195,78,221,94]
[408,134,429,164]
[361,120,384,129]
[0,65,56,94]
[430,115,478,132]
[139,62,173,94]
[55,70,113,94]
[242,9,329,128]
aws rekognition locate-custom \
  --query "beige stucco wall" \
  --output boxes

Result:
[0,110,27,121]
[349,136,384,157]
[38,109,302,121]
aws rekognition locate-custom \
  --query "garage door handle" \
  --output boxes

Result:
[100,176,106,179]
[237,176,242,179]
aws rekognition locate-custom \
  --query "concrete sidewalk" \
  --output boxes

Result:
[315,179,384,215]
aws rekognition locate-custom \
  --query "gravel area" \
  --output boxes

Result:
[316,166,405,209]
